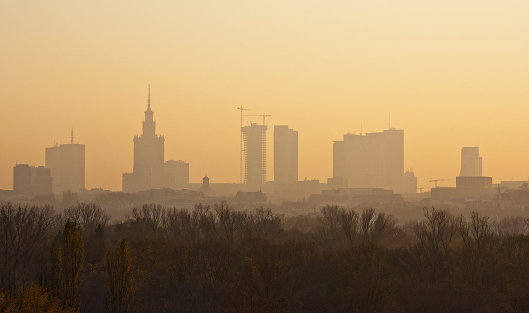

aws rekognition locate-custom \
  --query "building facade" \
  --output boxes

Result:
[45,136,85,194]
[13,164,53,196]
[242,123,267,187]
[332,128,407,193]
[456,176,492,189]
[164,160,189,189]
[402,169,418,194]
[274,125,298,185]
[460,147,483,177]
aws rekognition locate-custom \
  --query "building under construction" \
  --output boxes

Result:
[242,123,267,187]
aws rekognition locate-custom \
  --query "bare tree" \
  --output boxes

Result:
[106,240,134,313]
[0,203,55,294]
[52,221,84,309]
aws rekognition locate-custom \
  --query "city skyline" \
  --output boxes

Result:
[1,1,529,190]
[3,2,529,312]
[4,94,528,192]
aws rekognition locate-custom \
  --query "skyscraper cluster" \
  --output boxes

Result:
[9,86,428,196]
[240,122,300,189]
[242,121,417,194]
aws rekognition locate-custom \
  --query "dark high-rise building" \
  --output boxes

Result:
[274,125,298,185]
[332,128,407,193]
[13,164,53,196]
[242,123,267,187]
[123,86,166,192]
[45,131,85,194]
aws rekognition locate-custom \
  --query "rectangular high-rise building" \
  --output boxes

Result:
[243,123,267,187]
[45,141,85,194]
[274,125,298,185]
[332,128,405,192]
[460,147,482,177]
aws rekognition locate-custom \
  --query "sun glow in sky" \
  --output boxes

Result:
[1,0,528,190]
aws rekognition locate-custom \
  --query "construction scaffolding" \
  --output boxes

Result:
[242,122,267,186]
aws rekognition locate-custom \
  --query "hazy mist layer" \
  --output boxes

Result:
[1,0,528,190]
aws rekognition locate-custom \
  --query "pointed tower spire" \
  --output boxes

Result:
[143,84,155,136]
[147,84,151,110]
[70,128,74,144]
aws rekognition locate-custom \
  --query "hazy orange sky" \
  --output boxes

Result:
[1,0,528,191]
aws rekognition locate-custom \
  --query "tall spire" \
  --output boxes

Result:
[70,128,74,144]
[143,84,155,136]
[147,84,151,110]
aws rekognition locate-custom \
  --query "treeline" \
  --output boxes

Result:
[1,202,529,313]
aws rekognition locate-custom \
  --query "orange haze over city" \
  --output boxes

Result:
[1,0,528,191]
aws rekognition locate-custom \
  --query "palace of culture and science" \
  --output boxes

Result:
[122,87,189,193]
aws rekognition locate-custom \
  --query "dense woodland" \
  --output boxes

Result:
[1,201,529,313]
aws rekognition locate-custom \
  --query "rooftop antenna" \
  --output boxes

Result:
[388,112,391,129]
[360,121,363,135]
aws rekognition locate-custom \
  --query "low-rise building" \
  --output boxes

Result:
[13,164,53,196]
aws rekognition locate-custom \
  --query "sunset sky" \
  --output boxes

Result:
[1,0,528,191]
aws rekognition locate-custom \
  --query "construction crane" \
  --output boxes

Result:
[244,113,272,126]
[429,179,450,188]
